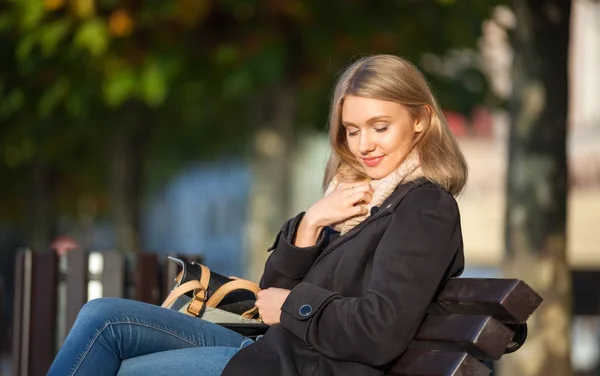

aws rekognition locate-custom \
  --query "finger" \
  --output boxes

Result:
[344,185,368,199]
[352,183,373,195]
[347,188,373,203]
[346,197,368,210]
[360,192,373,204]
[360,183,375,194]
[352,205,369,216]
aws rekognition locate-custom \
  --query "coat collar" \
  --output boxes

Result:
[314,178,431,264]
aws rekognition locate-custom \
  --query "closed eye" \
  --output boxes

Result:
[375,125,389,133]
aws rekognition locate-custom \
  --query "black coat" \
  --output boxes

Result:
[223,179,465,376]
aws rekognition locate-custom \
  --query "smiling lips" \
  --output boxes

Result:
[362,156,384,167]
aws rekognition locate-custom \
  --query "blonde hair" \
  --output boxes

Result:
[323,54,468,196]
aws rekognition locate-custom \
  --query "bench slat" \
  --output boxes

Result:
[428,278,542,323]
[388,350,490,376]
[409,314,514,360]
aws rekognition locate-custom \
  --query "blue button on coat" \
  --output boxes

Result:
[299,304,312,316]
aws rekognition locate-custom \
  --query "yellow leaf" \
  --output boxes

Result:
[108,9,134,37]
[45,0,66,11]
[70,0,95,18]
[74,18,109,57]
[176,0,211,28]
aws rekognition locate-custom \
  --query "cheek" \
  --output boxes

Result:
[346,138,360,155]
[386,128,414,151]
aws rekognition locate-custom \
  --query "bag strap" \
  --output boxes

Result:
[206,279,261,307]
[206,279,261,319]
[161,279,204,309]
[162,263,211,317]
[187,263,211,316]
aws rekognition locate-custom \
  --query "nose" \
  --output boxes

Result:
[358,132,375,155]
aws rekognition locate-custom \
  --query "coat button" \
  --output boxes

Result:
[299,304,313,317]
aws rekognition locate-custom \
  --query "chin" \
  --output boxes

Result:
[364,167,393,180]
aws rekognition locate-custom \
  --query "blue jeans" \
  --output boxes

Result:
[47,298,253,376]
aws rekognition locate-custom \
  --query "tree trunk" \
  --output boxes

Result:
[500,1,572,375]
[110,105,146,253]
[246,85,296,281]
[27,160,57,252]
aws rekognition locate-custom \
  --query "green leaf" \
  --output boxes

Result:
[0,13,13,30]
[40,20,71,57]
[17,0,45,30]
[250,43,285,85]
[38,77,70,117]
[0,89,25,119]
[3,138,35,168]
[16,30,40,62]
[74,18,109,57]
[66,93,85,117]
[213,44,239,66]
[103,68,136,108]
[138,61,167,107]
[222,69,252,99]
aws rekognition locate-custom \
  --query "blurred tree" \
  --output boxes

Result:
[0,0,502,256]
[501,1,572,375]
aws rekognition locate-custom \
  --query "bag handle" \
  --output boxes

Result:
[161,263,211,317]
[206,279,262,319]
[187,263,211,316]
[161,279,204,309]
[206,279,261,307]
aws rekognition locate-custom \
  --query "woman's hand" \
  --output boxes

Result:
[294,182,373,247]
[308,182,374,227]
[254,287,291,326]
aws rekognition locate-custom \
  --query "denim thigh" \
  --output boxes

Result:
[48,297,248,376]
[117,346,244,376]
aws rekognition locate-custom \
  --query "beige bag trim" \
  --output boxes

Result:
[162,264,211,316]
[205,279,261,319]
[187,264,211,316]
[161,280,204,309]
[206,279,261,307]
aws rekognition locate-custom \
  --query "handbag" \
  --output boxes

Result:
[161,256,265,329]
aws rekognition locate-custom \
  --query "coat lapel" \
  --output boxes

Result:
[313,178,430,265]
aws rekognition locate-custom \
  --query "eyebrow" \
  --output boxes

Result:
[342,115,391,127]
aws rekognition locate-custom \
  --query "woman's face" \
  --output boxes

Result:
[341,95,423,180]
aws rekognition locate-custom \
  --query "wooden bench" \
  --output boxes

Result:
[221,277,542,375]
[388,278,542,376]
[10,250,541,376]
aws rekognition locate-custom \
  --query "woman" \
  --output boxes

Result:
[48,54,467,376]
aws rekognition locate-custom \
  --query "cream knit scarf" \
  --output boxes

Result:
[324,149,423,235]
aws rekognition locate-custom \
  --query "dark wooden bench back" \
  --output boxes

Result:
[10,249,204,376]
[388,278,543,376]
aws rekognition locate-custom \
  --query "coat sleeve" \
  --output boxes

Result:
[259,212,328,290]
[279,187,463,365]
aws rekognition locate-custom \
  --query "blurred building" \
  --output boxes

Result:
[144,162,251,278]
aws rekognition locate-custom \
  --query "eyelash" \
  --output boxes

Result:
[347,125,389,137]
